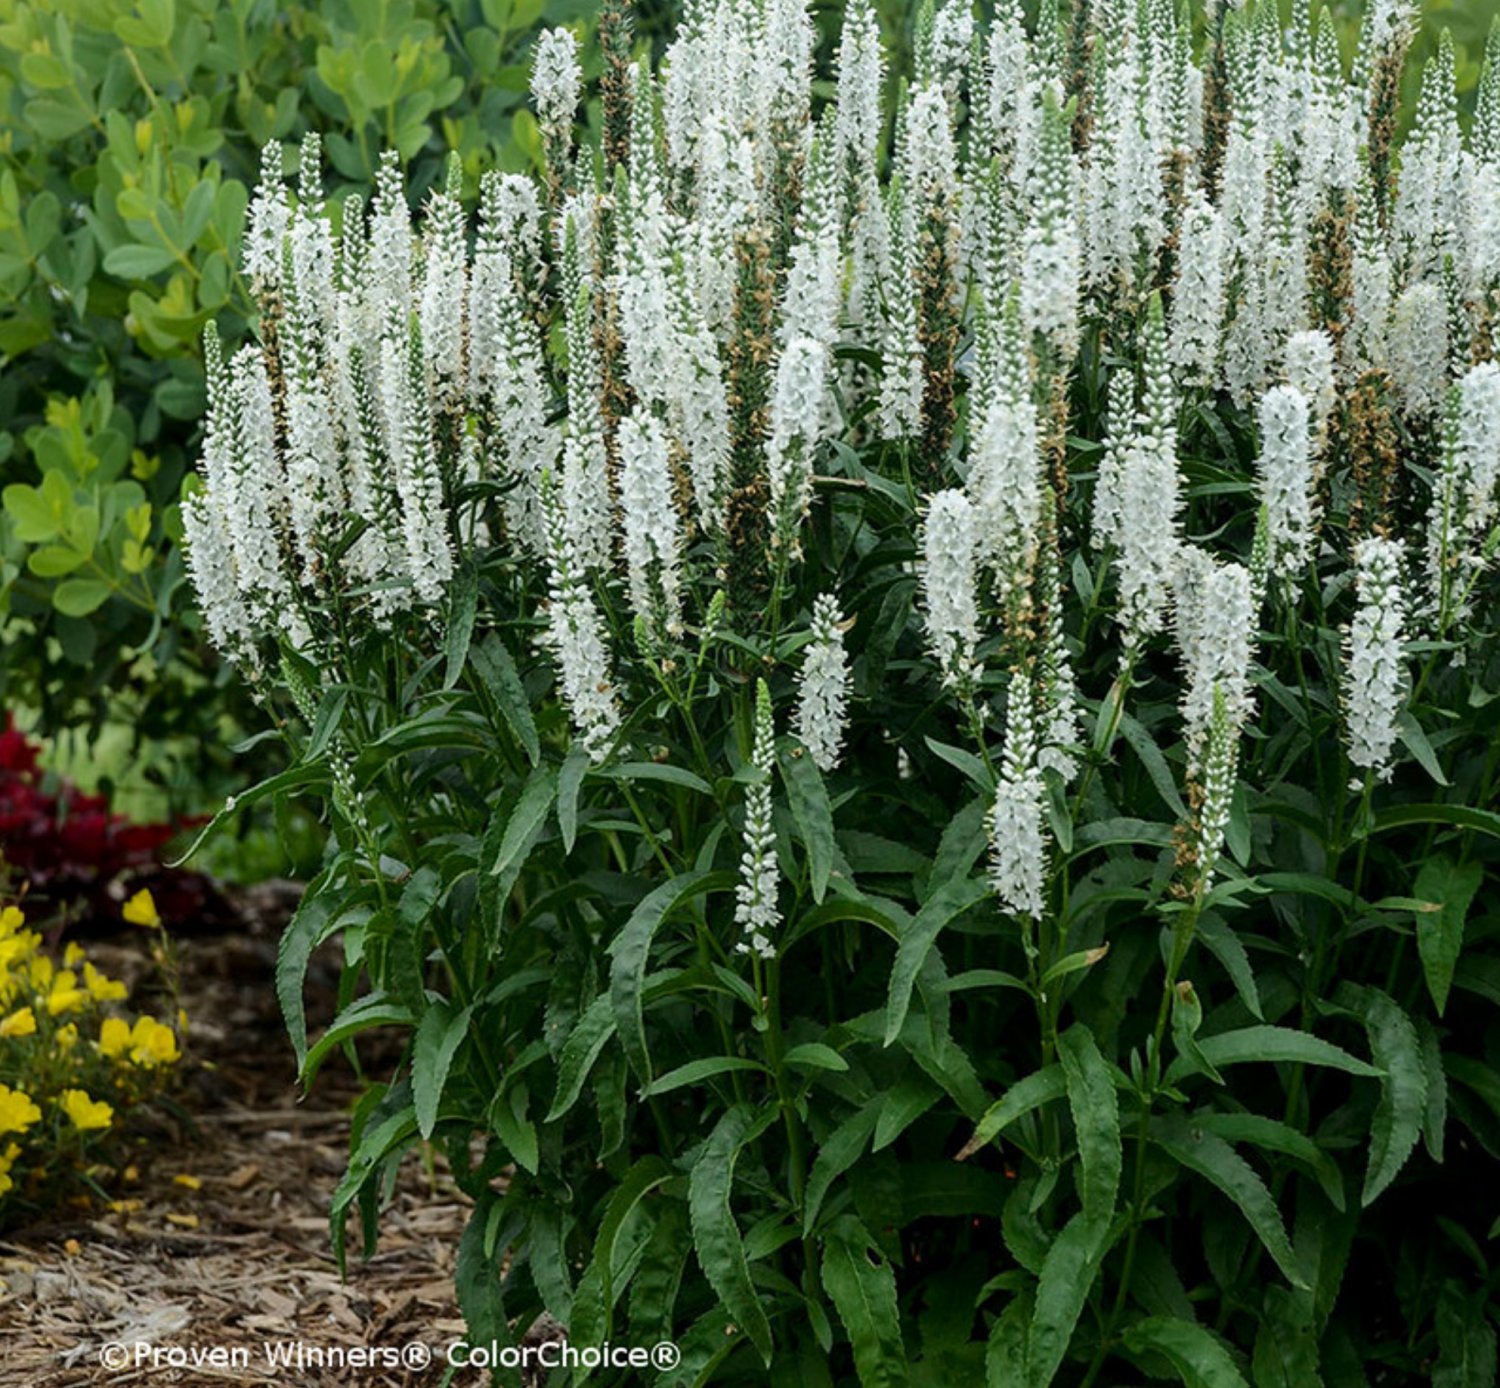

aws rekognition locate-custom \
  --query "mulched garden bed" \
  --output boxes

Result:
[0,883,469,1387]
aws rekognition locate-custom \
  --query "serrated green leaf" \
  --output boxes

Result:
[302,993,414,1086]
[1057,1025,1121,1222]
[607,869,735,1081]
[805,1102,881,1236]
[275,863,344,1072]
[1152,1113,1306,1289]
[1027,1207,1113,1387]
[884,874,991,1044]
[1414,857,1483,1016]
[1123,1316,1250,1387]
[784,1042,850,1073]
[1163,1026,1379,1087]
[1335,983,1426,1207]
[490,763,556,877]
[957,1067,1067,1161]
[412,999,472,1139]
[558,747,589,853]
[546,993,617,1121]
[820,1216,908,1388]
[1193,1112,1344,1213]
[640,1056,767,1098]
[782,747,836,903]
[689,1105,774,1366]
[471,632,540,765]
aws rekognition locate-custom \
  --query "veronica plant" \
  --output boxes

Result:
[182,1,1500,1383]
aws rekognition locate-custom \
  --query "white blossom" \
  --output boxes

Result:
[767,336,830,553]
[1387,280,1449,417]
[735,681,781,960]
[1168,190,1225,386]
[920,489,982,690]
[1283,330,1337,445]
[533,27,582,137]
[795,595,852,772]
[1426,361,1500,627]
[1344,536,1408,782]
[541,482,622,761]
[1174,547,1256,775]
[618,412,683,641]
[988,669,1047,921]
[1255,384,1317,580]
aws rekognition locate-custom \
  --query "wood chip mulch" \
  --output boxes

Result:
[0,882,478,1387]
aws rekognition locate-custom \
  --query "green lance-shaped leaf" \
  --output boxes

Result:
[957,1066,1067,1160]
[820,1216,909,1388]
[570,1156,674,1340]
[329,1103,419,1275]
[781,745,837,903]
[688,1104,775,1366]
[1057,1025,1121,1221]
[1152,1113,1307,1289]
[491,762,557,877]
[557,747,590,853]
[884,874,992,1045]
[1335,983,1427,1207]
[1413,857,1484,1016]
[1027,1206,1115,1387]
[276,861,346,1073]
[412,998,473,1139]
[1251,1284,1323,1388]
[471,631,541,765]
[546,993,617,1121]
[986,1291,1030,1386]
[455,1195,521,1387]
[1193,1112,1345,1213]
[607,869,736,1081]
[443,562,478,689]
[301,993,415,1087]
[804,1102,883,1236]
[1162,1025,1379,1088]
[1122,1317,1251,1387]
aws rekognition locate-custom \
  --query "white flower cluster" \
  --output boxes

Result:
[735,680,782,960]
[920,490,982,692]
[1254,384,1316,582]
[1425,362,1500,630]
[1344,537,1408,783]
[185,0,1500,933]
[795,595,852,773]
[988,669,1047,922]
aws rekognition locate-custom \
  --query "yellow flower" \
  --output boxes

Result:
[0,934,33,972]
[129,1016,179,1066]
[122,890,162,929]
[55,1022,79,1051]
[0,906,23,936]
[0,1144,16,1199]
[60,1089,113,1132]
[0,1007,36,1039]
[0,1084,42,1136]
[45,970,86,1017]
[98,1016,132,1059]
[29,953,53,989]
[63,942,85,968]
[83,963,126,1003]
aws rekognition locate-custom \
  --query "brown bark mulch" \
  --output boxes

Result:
[0,882,472,1388]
